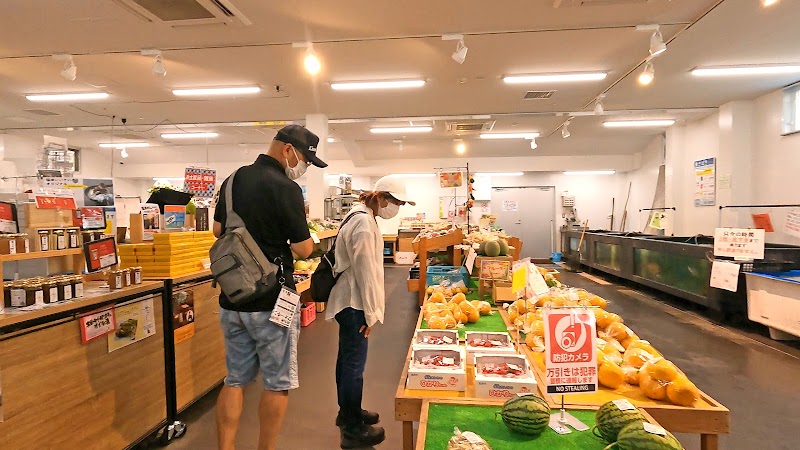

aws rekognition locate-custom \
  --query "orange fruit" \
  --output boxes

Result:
[623,347,656,369]
[525,333,537,350]
[508,305,519,323]
[429,292,445,304]
[590,295,608,309]
[530,320,545,338]
[606,322,629,341]
[640,372,668,401]
[622,365,641,385]
[667,376,699,407]
[606,312,623,325]
[599,344,623,365]
[598,362,625,389]
[512,299,527,314]
[642,358,680,382]
[428,315,446,330]
[627,340,661,358]
[477,301,492,315]
[453,292,467,304]
[577,290,590,301]
[594,309,612,328]
[535,295,552,307]
[467,310,480,323]
[447,301,462,316]
[443,315,458,329]
[456,310,469,324]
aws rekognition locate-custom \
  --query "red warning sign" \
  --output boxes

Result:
[543,308,598,395]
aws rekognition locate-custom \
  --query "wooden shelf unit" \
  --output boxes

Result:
[0,248,85,282]
[410,229,465,305]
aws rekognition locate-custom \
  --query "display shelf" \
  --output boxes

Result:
[0,247,82,262]
[498,310,729,450]
[407,278,420,292]
[409,228,465,305]
[314,229,338,240]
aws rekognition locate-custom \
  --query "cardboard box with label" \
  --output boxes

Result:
[474,353,537,399]
[465,331,517,365]
[406,348,466,391]
[412,329,460,351]
[472,255,513,278]
[492,281,516,303]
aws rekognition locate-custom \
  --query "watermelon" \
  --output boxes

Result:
[498,239,509,256]
[478,241,488,256]
[497,395,550,436]
[484,240,501,257]
[593,401,647,444]
[605,421,683,450]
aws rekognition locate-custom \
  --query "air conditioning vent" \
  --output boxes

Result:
[446,121,496,133]
[523,90,556,100]
[24,109,60,116]
[553,0,650,7]
[114,0,251,26]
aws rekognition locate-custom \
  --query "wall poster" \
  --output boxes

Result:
[173,289,196,344]
[108,297,156,353]
[694,157,716,207]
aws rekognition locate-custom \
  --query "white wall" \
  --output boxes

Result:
[752,89,800,206]
[622,136,665,233]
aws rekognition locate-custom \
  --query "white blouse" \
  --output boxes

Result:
[325,203,385,327]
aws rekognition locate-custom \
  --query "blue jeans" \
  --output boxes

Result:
[335,307,369,427]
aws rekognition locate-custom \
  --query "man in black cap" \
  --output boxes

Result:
[213,124,327,450]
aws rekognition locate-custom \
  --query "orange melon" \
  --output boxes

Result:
[598,362,626,389]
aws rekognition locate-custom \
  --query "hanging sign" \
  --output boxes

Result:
[465,248,478,275]
[694,157,716,207]
[713,228,765,260]
[543,308,598,395]
[35,191,77,210]
[79,207,106,230]
[173,289,196,344]
[439,171,464,188]
[649,213,668,230]
[751,213,775,232]
[79,308,116,344]
[710,260,741,292]
[511,261,528,297]
[528,262,550,296]
[479,259,511,281]
[184,168,217,199]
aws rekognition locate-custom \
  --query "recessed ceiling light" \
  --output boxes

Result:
[161,132,219,139]
[691,65,800,77]
[304,48,321,76]
[370,126,432,134]
[455,141,466,154]
[331,80,426,91]
[26,92,109,102]
[563,170,616,175]
[474,172,524,177]
[172,86,261,96]
[99,142,150,148]
[327,137,336,143]
[479,132,540,139]
[502,73,607,84]
[603,120,675,128]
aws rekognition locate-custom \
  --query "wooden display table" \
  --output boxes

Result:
[409,229,465,305]
[0,282,168,449]
[497,311,730,450]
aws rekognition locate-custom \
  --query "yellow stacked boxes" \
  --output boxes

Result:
[118,231,216,278]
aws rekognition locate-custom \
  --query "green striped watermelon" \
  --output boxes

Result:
[593,401,647,444]
[497,395,550,436]
[604,421,683,450]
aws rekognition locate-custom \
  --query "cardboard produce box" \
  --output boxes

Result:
[474,353,537,399]
[406,348,466,391]
[472,255,513,278]
[21,203,75,229]
[412,329,460,351]
[397,237,415,253]
[465,331,517,365]
[492,281,516,303]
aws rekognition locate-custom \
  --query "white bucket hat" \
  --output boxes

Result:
[373,176,416,206]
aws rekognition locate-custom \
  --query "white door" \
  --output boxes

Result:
[491,186,556,259]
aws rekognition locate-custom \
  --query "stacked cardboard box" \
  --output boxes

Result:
[119,231,215,278]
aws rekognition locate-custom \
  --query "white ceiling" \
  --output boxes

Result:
[0,0,798,168]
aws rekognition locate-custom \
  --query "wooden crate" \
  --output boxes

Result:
[20,203,75,229]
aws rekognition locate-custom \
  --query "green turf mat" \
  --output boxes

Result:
[421,312,509,339]
[424,403,606,450]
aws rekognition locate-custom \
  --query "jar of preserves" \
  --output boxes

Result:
[42,279,58,304]
[16,233,30,253]
[9,282,27,307]
[123,268,132,287]
[0,234,17,255]
[132,267,143,285]
[25,282,44,306]
[67,229,80,248]
[54,229,67,250]
[38,230,51,252]
[56,277,73,302]
[108,270,124,290]
[72,275,84,298]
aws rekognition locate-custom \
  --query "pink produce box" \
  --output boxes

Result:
[406,348,466,391]
[412,329,460,350]
[474,353,537,400]
[464,331,518,365]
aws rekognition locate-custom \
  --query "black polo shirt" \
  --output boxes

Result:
[214,154,311,311]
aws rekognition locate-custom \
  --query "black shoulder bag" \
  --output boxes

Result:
[310,211,367,303]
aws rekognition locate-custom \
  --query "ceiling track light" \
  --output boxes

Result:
[443,34,468,64]
[53,54,77,81]
[530,138,538,150]
[120,149,129,159]
[142,49,166,77]
[649,29,667,57]
[594,94,606,115]
[454,140,466,155]
[639,61,655,85]
[562,121,571,139]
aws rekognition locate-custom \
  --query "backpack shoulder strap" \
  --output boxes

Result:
[330,210,368,252]
[224,169,245,230]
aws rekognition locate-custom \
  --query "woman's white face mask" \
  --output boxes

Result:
[285,147,308,180]
[377,201,400,219]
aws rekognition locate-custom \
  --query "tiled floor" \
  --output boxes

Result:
[170,266,800,450]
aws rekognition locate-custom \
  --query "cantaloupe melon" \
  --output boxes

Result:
[484,240,501,257]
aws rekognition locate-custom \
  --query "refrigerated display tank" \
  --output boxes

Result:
[562,230,800,320]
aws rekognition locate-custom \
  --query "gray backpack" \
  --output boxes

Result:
[210,169,283,304]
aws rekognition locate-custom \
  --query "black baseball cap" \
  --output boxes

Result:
[274,124,328,168]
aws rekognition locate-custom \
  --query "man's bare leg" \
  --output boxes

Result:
[257,390,289,450]
[216,385,245,450]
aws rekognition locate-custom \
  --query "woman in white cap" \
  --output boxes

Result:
[326,176,415,449]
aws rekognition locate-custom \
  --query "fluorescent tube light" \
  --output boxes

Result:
[172,86,261,96]
[331,80,426,91]
[603,120,675,128]
[389,173,435,178]
[370,126,432,134]
[563,170,616,175]
[691,65,800,77]
[26,92,109,102]
[479,132,540,139]
[502,73,607,84]
[474,172,524,177]
[161,132,219,139]
[99,142,150,148]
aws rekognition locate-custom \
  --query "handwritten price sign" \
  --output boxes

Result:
[80,308,117,344]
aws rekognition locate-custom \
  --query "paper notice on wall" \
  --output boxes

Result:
[713,228,765,260]
[710,260,740,292]
[694,157,716,207]
[784,209,800,239]
[502,200,519,212]
[649,213,668,230]
[751,213,775,232]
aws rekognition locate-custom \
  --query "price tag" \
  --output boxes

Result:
[442,357,455,366]
[79,308,116,344]
[465,248,477,274]
[311,233,320,244]
[613,399,636,411]
[269,286,300,328]
[490,340,505,347]
[643,423,667,436]
[442,336,454,344]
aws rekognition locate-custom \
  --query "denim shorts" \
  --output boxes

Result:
[219,307,300,391]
